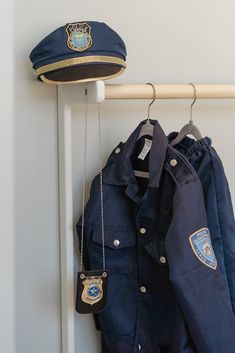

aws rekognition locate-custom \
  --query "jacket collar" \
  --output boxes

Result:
[103,119,168,188]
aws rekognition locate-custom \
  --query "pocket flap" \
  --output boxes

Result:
[92,225,136,249]
[145,237,168,265]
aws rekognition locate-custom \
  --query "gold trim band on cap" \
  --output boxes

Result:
[35,55,126,76]
[40,67,126,85]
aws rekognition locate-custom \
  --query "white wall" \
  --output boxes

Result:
[0,0,14,353]
[8,0,235,352]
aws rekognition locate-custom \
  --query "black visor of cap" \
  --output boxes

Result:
[40,62,125,83]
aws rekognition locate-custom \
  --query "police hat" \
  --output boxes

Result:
[29,21,127,84]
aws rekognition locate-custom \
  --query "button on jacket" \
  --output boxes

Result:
[76,120,235,353]
[168,133,235,315]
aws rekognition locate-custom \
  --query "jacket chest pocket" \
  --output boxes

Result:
[86,225,137,273]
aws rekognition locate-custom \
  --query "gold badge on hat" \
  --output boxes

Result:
[66,22,92,52]
[81,276,103,305]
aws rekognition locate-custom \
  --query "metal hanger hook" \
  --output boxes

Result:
[146,83,157,120]
[189,83,197,124]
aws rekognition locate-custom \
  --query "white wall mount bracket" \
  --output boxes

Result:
[58,80,105,106]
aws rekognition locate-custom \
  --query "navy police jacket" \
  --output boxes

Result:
[77,120,235,353]
[168,133,235,316]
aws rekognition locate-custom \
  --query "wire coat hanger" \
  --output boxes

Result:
[134,83,157,179]
[137,83,156,140]
[170,83,202,147]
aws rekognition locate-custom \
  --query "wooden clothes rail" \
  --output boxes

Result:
[104,84,235,99]
[57,81,235,353]
[58,82,235,105]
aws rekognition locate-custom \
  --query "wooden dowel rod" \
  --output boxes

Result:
[105,84,235,99]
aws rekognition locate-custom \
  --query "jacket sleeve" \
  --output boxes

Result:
[165,178,235,353]
[209,147,235,314]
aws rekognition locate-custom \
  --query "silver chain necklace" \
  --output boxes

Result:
[79,88,106,271]
[76,87,108,314]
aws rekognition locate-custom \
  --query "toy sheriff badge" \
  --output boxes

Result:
[81,276,103,305]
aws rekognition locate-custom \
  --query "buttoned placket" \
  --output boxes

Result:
[132,189,152,353]
[102,120,169,352]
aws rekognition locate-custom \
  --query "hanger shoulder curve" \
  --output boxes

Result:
[137,121,154,140]
[170,122,202,147]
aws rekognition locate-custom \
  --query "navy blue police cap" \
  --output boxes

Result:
[29,21,127,84]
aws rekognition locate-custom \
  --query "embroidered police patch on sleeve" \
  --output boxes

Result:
[189,228,217,270]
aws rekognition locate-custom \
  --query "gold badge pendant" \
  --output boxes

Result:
[81,277,103,305]
[66,22,92,52]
